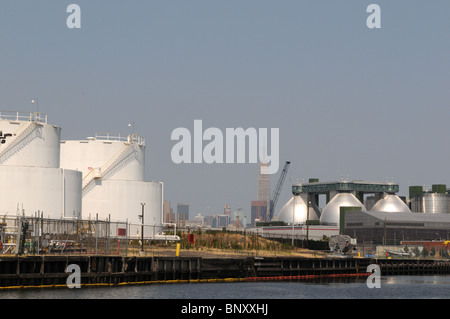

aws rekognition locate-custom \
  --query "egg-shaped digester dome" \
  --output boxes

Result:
[320,193,366,226]
[277,195,320,224]
[371,194,411,212]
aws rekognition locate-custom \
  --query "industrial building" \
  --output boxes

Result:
[277,179,405,226]
[269,178,450,244]
[341,184,450,244]
[3,109,450,247]
[343,210,450,244]
[272,179,450,245]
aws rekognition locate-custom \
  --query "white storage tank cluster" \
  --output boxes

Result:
[317,192,409,226]
[60,133,162,227]
[0,111,82,219]
[277,179,410,227]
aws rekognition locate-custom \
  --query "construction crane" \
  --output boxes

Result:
[268,161,290,221]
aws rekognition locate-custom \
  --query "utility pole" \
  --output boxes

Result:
[139,203,145,255]
[306,196,310,249]
[292,195,295,246]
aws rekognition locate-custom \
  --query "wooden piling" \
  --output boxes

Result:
[1,255,450,289]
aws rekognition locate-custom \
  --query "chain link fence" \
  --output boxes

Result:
[0,215,176,256]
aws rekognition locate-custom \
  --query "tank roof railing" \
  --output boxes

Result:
[292,180,400,195]
[94,132,145,145]
[0,111,47,123]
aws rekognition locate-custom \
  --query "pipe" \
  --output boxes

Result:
[160,181,178,238]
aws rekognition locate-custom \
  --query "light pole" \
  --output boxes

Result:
[31,98,39,113]
[306,196,310,249]
[128,122,136,144]
[292,195,295,246]
[128,121,136,134]
[139,203,145,254]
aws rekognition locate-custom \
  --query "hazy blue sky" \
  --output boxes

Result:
[1,1,449,219]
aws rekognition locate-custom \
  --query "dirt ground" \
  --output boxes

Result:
[123,232,330,258]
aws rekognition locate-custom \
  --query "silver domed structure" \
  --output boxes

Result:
[277,195,319,224]
[320,193,366,226]
[371,194,411,212]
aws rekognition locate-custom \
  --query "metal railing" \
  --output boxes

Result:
[94,132,145,145]
[0,111,47,123]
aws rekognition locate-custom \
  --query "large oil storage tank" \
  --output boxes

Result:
[371,194,411,213]
[410,184,449,214]
[320,192,366,226]
[0,112,60,168]
[0,111,82,218]
[411,193,448,214]
[60,133,163,228]
[277,195,320,224]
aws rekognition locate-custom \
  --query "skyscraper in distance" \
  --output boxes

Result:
[163,200,171,223]
[257,162,271,220]
[177,203,189,222]
[224,204,231,216]
[251,200,267,226]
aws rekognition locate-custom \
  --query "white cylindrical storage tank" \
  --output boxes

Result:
[60,134,145,182]
[147,181,163,226]
[60,132,163,232]
[0,166,82,219]
[81,180,162,226]
[277,195,320,224]
[320,192,366,226]
[63,169,83,219]
[0,113,60,168]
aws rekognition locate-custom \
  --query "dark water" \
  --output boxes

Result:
[2,276,450,299]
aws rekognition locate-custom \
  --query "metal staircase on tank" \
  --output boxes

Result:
[0,112,44,164]
[81,134,140,197]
